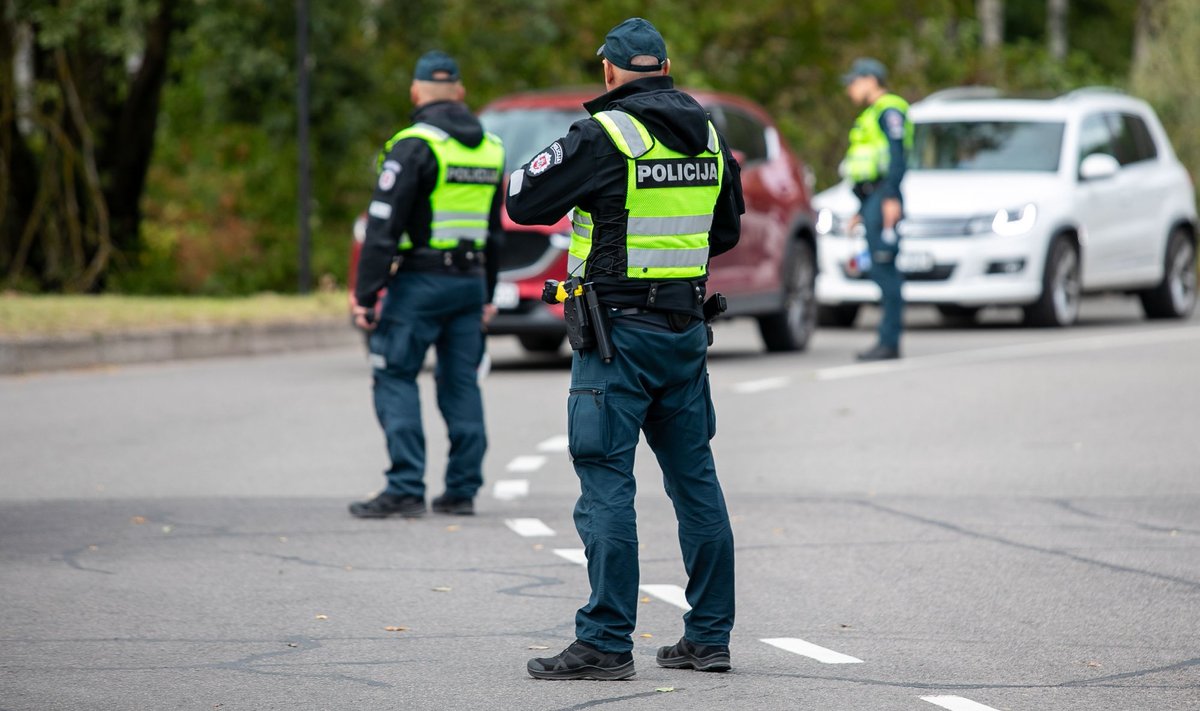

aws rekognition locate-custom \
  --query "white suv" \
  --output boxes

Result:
[814,87,1198,327]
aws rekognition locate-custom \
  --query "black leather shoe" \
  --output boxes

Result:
[856,344,901,362]
[656,637,731,672]
[431,494,474,515]
[348,493,425,519]
[527,640,635,680]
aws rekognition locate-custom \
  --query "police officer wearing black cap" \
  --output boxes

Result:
[842,57,912,361]
[510,18,744,680]
[349,51,504,519]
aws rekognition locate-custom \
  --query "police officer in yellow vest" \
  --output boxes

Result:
[843,58,912,361]
[508,18,744,680]
[349,51,504,519]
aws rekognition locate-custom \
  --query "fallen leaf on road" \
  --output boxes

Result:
[532,544,544,551]
[839,624,853,629]
[639,633,653,638]
[432,586,452,592]
[528,645,550,650]
[655,687,674,693]
[640,597,651,603]
[279,537,288,543]
[446,525,461,532]
[87,545,98,551]
[161,525,173,534]
[314,614,328,620]
[384,626,408,632]
[131,516,146,525]
[1085,661,1102,668]
[286,643,298,648]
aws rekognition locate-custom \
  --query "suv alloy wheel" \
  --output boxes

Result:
[1024,237,1081,327]
[758,239,817,351]
[1140,227,1197,320]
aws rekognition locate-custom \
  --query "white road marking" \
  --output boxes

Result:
[732,376,791,394]
[506,455,547,473]
[816,325,1200,381]
[553,548,587,566]
[920,695,1001,711]
[760,637,863,664]
[492,479,530,501]
[639,584,691,610]
[505,518,556,537]
[537,435,570,453]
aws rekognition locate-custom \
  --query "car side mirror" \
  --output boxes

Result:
[731,149,748,165]
[1079,153,1120,181]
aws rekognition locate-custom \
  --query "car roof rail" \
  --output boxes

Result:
[920,86,1004,102]
[1059,86,1127,100]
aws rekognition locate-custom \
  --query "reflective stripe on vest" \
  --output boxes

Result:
[844,93,912,183]
[570,110,723,279]
[376,123,504,251]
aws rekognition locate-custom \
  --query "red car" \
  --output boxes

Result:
[351,87,819,354]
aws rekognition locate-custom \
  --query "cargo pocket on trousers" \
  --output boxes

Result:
[704,373,717,440]
[567,383,609,459]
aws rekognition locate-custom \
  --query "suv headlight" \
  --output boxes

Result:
[816,208,842,236]
[990,204,1037,237]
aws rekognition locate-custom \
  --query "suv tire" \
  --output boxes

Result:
[1024,238,1081,328]
[1139,227,1197,320]
[517,333,565,353]
[817,304,860,328]
[758,239,816,352]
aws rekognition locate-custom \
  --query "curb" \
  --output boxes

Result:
[0,319,360,376]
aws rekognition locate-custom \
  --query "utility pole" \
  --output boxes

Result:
[296,0,312,294]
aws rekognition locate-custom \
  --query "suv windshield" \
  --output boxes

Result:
[912,121,1065,172]
[480,108,588,174]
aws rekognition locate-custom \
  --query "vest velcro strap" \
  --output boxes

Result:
[627,246,710,268]
[595,111,652,158]
[627,214,714,236]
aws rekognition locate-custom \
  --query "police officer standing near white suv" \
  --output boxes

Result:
[842,58,912,361]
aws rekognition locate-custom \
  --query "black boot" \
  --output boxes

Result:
[656,637,731,672]
[856,343,901,361]
[527,640,635,680]
[431,493,474,515]
[348,493,425,519]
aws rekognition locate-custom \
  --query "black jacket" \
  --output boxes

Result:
[356,101,503,308]
[505,77,744,317]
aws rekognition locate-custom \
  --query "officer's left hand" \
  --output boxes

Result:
[882,198,902,229]
[352,300,377,331]
[481,304,498,328]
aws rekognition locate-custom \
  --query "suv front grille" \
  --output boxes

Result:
[499,230,554,272]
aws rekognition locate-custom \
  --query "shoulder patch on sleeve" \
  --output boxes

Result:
[885,110,905,140]
[378,169,397,191]
[528,151,554,176]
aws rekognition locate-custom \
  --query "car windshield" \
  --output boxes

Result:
[480,107,589,174]
[911,120,1065,172]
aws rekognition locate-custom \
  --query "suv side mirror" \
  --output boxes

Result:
[1079,153,1120,181]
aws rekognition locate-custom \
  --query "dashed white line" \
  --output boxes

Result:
[760,637,863,664]
[505,518,556,537]
[639,584,691,610]
[919,695,1001,711]
[492,479,530,501]
[505,455,547,473]
[553,548,587,566]
[536,435,570,453]
[732,376,791,394]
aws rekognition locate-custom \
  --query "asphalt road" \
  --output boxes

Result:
[2,298,1198,710]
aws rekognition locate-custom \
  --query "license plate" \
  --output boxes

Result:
[493,282,520,310]
[896,251,935,273]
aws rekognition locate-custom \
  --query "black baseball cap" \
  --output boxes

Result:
[596,17,667,72]
[841,57,888,85]
[414,50,460,82]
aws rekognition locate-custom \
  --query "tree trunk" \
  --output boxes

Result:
[1133,0,1162,69]
[1047,0,1068,60]
[978,0,1005,49]
[100,0,181,276]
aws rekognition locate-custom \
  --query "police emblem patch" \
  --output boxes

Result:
[378,169,397,191]
[885,110,905,139]
[528,151,553,176]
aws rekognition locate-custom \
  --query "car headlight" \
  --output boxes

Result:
[816,208,844,236]
[990,204,1037,237]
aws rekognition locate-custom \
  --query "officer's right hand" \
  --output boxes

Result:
[352,300,377,331]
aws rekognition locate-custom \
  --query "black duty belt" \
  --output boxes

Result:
[397,248,485,273]
[609,306,698,333]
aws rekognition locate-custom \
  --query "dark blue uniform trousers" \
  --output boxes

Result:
[862,190,905,349]
[369,271,486,500]
[568,317,735,654]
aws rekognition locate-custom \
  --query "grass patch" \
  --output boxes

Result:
[0,292,349,337]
